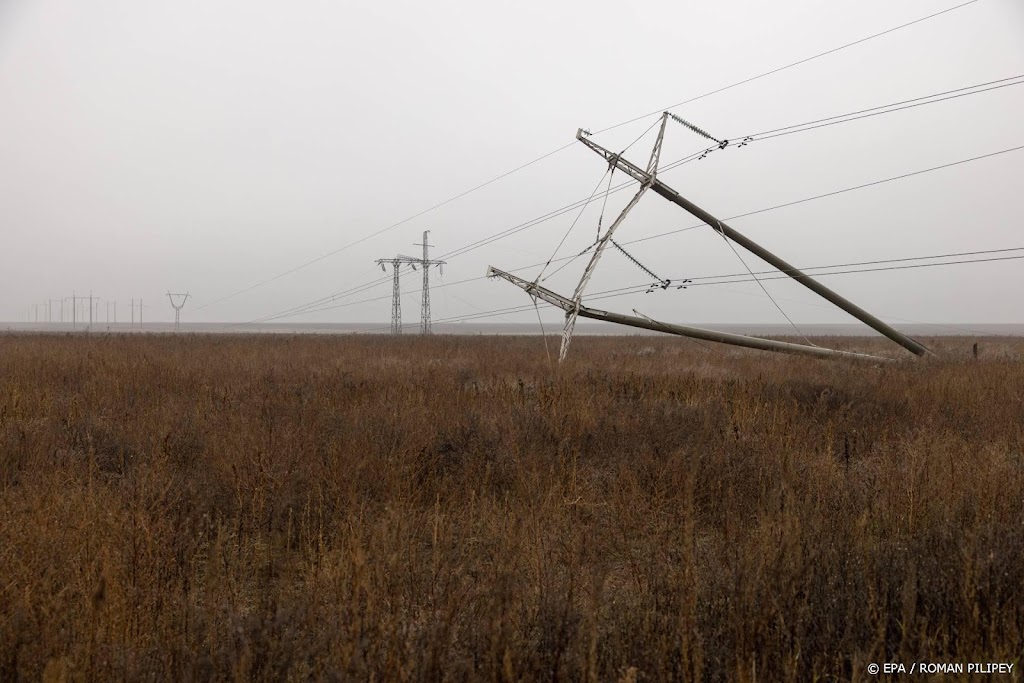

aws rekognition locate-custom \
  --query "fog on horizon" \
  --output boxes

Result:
[1,0,1022,329]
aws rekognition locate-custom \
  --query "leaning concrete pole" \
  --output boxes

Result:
[486,266,888,362]
[575,129,930,357]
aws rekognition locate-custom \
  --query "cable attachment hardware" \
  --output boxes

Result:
[668,113,724,145]
[608,239,670,291]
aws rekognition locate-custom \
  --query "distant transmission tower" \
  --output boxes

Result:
[130,298,143,327]
[85,292,99,331]
[66,292,77,329]
[375,235,445,335]
[414,231,445,334]
[167,292,190,332]
[375,258,408,334]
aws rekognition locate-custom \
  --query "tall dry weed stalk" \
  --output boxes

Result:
[0,332,1022,680]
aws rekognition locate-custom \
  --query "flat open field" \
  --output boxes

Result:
[1,333,1022,681]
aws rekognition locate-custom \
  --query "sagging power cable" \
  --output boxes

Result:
[713,220,817,347]
[247,74,1022,325]
[249,141,1024,324]
[210,1,982,314]
[350,249,1024,335]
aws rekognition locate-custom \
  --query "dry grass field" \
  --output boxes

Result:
[0,332,1022,681]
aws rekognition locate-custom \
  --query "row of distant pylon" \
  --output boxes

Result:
[25,293,146,328]
[21,292,191,332]
[376,231,445,334]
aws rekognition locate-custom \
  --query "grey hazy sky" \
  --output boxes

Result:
[2,0,1022,326]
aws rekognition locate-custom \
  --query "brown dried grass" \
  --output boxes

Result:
[0,332,1022,681]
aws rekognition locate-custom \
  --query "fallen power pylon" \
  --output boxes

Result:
[486,266,885,362]
[488,112,930,362]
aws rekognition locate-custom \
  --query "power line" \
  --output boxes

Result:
[196,146,572,311]
[441,79,1024,262]
[246,270,400,324]
[249,140,1024,323]
[587,252,1024,300]
[537,169,611,282]
[245,68,1015,327]
[200,0,981,311]
[659,75,1024,170]
[349,250,1024,334]
[711,218,817,346]
[245,180,628,324]
[246,189,619,324]
[705,270,1009,338]
[624,143,1024,248]
[242,71,1023,325]
[593,0,982,136]
[744,74,1024,141]
[667,246,1024,283]
[440,140,1024,278]
[726,144,1024,218]
[261,245,1024,322]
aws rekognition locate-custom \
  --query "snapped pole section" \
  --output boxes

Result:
[575,130,930,357]
[486,266,889,362]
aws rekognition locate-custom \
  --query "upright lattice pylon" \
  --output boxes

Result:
[376,258,406,334]
[376,236,445,335]
[167,291,190,333]
[414,231,445,334]
[390,262,402,334]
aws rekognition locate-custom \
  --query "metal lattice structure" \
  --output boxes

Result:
[376,259,406,334]
[413,231,445,334]
[167,292,190,332]
[376,232,445,335]
[488,112,931,363]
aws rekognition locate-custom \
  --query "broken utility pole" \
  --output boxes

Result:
[488,112,930,362]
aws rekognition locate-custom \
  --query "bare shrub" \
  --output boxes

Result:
[0,332,1021,681]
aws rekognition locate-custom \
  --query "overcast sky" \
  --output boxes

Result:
[1,0,1022,327]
